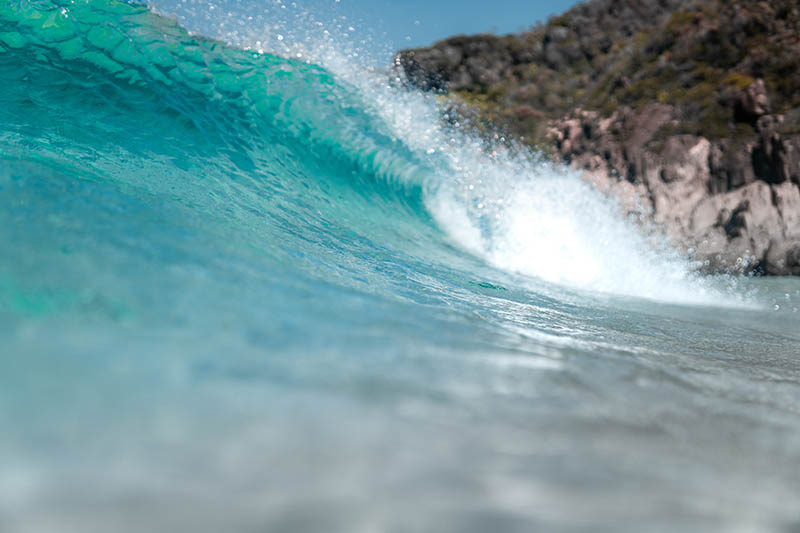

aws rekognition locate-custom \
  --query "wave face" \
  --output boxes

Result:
[2,2,800,532]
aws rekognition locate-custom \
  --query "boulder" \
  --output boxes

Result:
[735,79,770,124]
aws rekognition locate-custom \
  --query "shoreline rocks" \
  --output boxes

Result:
[544,104,800,274]
[395,0,800,274]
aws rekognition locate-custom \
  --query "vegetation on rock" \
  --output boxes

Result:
[397,0,799,145]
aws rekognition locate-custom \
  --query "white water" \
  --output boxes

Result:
[426,163,732,305]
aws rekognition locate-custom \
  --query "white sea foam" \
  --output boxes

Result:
[425,159,727,304]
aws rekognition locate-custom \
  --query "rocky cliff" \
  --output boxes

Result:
[396,0,800,274]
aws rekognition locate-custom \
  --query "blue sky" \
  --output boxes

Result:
[315,0,580,48]
[151,0,580,63]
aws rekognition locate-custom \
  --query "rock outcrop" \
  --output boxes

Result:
[545,105,800,273]
[396,0,800,274]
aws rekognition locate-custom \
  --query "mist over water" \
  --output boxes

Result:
[1,1,800,532]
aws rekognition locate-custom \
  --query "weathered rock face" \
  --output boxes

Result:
[396,0,800,274]
[544,105,800,273]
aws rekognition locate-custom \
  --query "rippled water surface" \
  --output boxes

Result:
[1,1,799,532]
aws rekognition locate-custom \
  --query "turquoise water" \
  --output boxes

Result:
[2,1,800,531]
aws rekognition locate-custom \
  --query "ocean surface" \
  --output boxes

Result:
[1,1,800,532]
